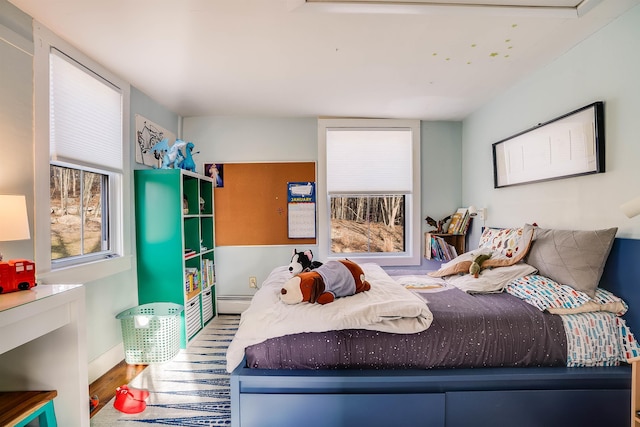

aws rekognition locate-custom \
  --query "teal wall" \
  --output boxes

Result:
[0,1,33,261]
[79,88,180,373]
[462,4,640,246]
[0,1,181,379]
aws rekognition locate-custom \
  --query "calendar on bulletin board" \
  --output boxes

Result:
[287,182,316,239]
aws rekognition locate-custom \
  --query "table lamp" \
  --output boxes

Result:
[0,194,31,262]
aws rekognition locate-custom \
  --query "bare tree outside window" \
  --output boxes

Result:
[330,195,405,253]
[50,165,108,260]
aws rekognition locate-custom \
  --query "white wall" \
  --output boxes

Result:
[462,4,640,246]
[183,117,462,297]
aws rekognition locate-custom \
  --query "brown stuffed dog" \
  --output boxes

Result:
[280,259,371,304]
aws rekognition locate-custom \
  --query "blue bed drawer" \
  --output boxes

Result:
[239,392,445,427]
[445,389,629,427]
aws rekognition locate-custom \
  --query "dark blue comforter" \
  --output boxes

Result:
[244,287,567,369]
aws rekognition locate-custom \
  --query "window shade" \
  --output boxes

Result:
[326,128,412,193]
[50,48,123,172]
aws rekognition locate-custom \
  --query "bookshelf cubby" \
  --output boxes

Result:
[134,169,216,348]
[425,233,466,261]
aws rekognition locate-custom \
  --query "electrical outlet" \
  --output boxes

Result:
[249,276,257,288]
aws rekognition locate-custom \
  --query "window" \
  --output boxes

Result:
[34,23,131,280]
[330,195,406,253]
[318,119,421,266]
[48,48,123,268]
[50,166,108,260]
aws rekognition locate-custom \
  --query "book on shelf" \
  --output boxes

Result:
[425,233,457,262]
[437,235,457,261]
[208,260,215,286]
[455,207,472,236]
[201,259,208,288]
[200,258,215,287]
[185,267,200,293]
[459,213,472,235]
[447,210,463,234]
[451,207,469,235]
[184,248,196,258]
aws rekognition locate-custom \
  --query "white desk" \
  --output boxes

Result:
[0,284,88,426]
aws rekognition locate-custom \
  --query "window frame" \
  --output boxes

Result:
[318,118,421,266]
[33,22,132,283]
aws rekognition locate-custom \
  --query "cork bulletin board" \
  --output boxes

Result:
[214,162,316,246]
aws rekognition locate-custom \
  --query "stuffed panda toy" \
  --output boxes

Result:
[288,249,323,275]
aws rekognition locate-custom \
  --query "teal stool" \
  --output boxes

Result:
[0,390,58,427]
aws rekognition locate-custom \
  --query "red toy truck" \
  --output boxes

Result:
[0,259,36,294]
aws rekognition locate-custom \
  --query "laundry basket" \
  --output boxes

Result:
[116,302,184,364]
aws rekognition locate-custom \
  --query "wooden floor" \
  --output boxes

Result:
[89,361,147,417]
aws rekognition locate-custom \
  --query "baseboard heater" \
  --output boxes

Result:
[217,296,252,314]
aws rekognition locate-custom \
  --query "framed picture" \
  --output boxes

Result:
[204,163,224,188]
[134,114,176,168]
[492,102,604,188]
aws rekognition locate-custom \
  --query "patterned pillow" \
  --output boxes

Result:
[478,227,523,258]
[506,274,628,315]
[506,274,590,311]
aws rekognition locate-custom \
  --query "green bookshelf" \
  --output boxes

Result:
[134,169,216,348]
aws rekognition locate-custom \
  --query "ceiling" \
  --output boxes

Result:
[8,0,640,120]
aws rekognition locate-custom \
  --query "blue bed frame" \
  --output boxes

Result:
[230,238,640,427]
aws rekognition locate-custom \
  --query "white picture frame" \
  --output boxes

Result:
[492,102,604,188]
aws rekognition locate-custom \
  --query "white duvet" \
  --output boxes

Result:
[226,263,433,372]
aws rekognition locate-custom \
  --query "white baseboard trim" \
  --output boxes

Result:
[89,342,124,384]
[217,296,252,314]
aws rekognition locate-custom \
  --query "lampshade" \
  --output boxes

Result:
[621,196,640,219]
[0,195,31,242]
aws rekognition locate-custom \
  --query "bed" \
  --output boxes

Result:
[229,226,640,427]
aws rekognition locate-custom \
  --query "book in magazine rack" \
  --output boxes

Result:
[230,238,640,427]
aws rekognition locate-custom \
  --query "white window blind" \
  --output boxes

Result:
[50,48,123,172]
[326,129,413,193]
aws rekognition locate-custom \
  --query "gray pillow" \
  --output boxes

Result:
[523,224,617,297]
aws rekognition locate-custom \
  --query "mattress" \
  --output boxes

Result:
[245,287,567,369]
[233,263,635,371]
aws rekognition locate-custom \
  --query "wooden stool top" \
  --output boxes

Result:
[0,390,58,425]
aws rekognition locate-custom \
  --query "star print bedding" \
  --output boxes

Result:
[243,286,567,369]
[228,261,638,371]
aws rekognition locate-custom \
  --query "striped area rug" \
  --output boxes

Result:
[90,314,240,426]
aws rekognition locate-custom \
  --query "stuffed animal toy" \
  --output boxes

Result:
[469,253,492,278]
[280,259,371,304]
[288,249,323,275]
[428,228,535,278]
